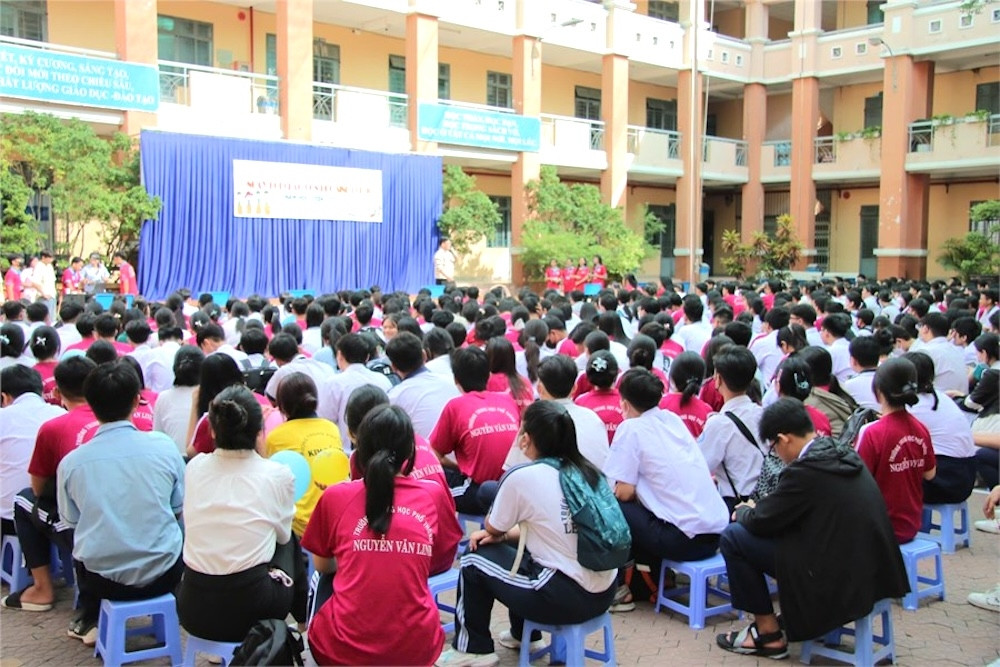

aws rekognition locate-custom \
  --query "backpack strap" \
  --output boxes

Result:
[724,411,765,458]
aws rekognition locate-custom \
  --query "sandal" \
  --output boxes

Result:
[609,585,635,613]
[1,590,54,612]
[716,622,788,659]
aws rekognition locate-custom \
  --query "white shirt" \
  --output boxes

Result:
[910,392,977,459]
[841,369,880,411]
[0,393,64,520]
[316,363,393,450]
[183,449,295,575]
[605,408,729,537]
[34,261,57,300]
[145,340,181,393]
[425,354,454,382]
[805,327,824,348]
[978,305,999,332]
[826,337,852,384]
[749,330,782,382]
[489,462,617,593]
[56,322,83,351]
[153,385,197,455]
[387,368,460,440]
[265,355,335,401]
[608,341,630,372]
[301,327,323,355]
[919,337,969,394]
[676,320,712,355]
[127,343,156,380]
[434,248,456,281]
[698,395,765,499]
[212,344,249,366]
[505,398,609,472]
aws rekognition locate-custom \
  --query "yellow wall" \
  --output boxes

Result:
[765,92,793,140]
[932,67,1000,117]
[630,185,676,278]
[540,65,603,118]
[926,182,999,279]
[768,16,793,40]
[157,1,251,67]
[48,2,115,52]
[837,1,871,31]
[709,99,743,139]
[628,81,679,126]
[713,8,745,39]
[827,187,879,273]
[831,82,883,133]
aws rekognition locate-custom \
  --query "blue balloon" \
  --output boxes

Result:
[270,450,312,502]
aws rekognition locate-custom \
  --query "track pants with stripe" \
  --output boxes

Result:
[453,543,616,655]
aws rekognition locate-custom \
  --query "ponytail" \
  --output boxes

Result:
[669,351,706,407]
[356,405,415,536]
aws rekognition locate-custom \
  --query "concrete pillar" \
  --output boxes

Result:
[741,83,767,244]
[675,0,706,284]
[406,12,438,153]
[276,0,313,141]
[510,34,541,287]
[600,53,629,212]
[876,57,933,279]
[114,0,157,136]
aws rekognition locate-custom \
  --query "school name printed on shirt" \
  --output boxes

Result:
[887,435,930,474]
[350,503,436,545]
[466,405,520,438]
[353,538,433,556]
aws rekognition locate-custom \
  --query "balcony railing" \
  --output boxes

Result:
[703,136,748,166]
[908,114,1000,152]
[814,137,837,164]
[311,82,407,127]
[0,35,117,60]
[627,126,681,161]
[540,114,605,152]
[764,140,792,166]
[158,61,279,114]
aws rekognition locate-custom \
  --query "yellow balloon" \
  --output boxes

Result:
[311,448,349,491]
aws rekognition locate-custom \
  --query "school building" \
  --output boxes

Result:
[2,0,998,285]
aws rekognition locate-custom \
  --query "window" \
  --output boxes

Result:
[438,63,450,100]
[646,98,677,131]
[863,93,883,129]
[866,1,883,26]
[157,15,213,66]
[486,71,512,109]
[388,55,406,94]
[313,40,340,85]
[0,0,46,41]
[646,204,676,258]
[647,1,679,22]
[975,81,1000,116]
[487,196,512,248]
[574,86,601,121]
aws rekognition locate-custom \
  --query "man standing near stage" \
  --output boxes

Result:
[112,252,138,297]
[434,238,457,286]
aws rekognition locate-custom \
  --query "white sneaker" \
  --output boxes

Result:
[497,629,546,651]
[974,519,1000,534]
[967,585,1000,612]
[435,648,500,667]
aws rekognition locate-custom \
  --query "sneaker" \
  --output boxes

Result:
[609,584,635,613]
[435,648,500,666]
[967,586,1000,612]
[67,617,98,646]
[974,519,1000,534]
[497,630,545,651]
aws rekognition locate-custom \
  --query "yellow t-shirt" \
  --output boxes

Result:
[266,417,349,536]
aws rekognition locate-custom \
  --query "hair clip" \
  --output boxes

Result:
[34,336,46,346]
[0,334,8,345]
[591,357,609,372]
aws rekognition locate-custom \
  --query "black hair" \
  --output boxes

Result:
[777,356,814,401]
[519,319,547,383]
[722,321,753,348]
[120,355,146,389]
[713,346,758,394]
[765,307,790,331]
[597,311,630,346]
[873,357,920,408]
[209,385,263,451]
[275,372,319,420]
[445,322,467,350]
[268,332,299,363]
[583,330,611,354]
[25,301,48,323]
[521,401,602,489]
[619,368,663,412]
[759,397,815,443]
[197,353,245,416]
[776,324,807,354]
[355,404,416,535]
[53,356,96,401]
[919,312,949,339]
[452,346,490,393]
[902,351,938,408]
[950,316,982,343]
[1,323,25,358]
[94,313,119,338]
[627,334,657,371]
[84,360,140,423]
[336,333,372,365]
[974,332,999,362]
[239,328,268,356]
[345,384,390,441]
[486,337,527,399]
[423,327,454,362]
[124,319,151,345]
[682,295,704,323]
[385,331,425,375]
[585,349,618,389]
[848,335,881,369]
[669,351,705,406]
[821,312,851,338]
[172,345,204,387]
[29,325,60,361]
[536,354,577,399]
[85,339,119,365]
[1,365,43,398]
[790,303,817,325]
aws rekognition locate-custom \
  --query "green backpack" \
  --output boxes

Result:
[537,458,632,572]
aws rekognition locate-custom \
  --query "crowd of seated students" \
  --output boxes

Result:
[0,273,998,663]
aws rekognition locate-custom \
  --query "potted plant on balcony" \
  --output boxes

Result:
[834,131,854,142]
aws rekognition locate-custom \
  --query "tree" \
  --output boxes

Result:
[520,166,658,281]
[0,111,161,267]
[938,199,1000,281]
[720,214,803,280]
[436,165,502,254]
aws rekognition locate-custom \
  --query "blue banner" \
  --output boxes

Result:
[418,102,540,152]
[0,43,159,112]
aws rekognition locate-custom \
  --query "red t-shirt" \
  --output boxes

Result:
[592,264,608,288]
[545,266,562,291]
[118,261,137,296]
[429,391,520,484]
[28,405,100,479]
[4,268,22,300]
[699,379,725,412]
[659,393,714,439]
[64,337,96,355]
[486,373,533,412]
[575,388,625,444]
[301,477,456,666]
[805,405,832,438]
[192,392,271,454]
[132,389,158,432]
[557,338,578,358]
[575,265,590,287]
[562,267,578,294]
[661,339,684,361]
[857,411,936,543]
[109,340,133,356]
[62,268,82,295]
[34,360,60,406]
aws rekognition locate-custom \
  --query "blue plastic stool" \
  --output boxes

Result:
[520,612,616,666]
[429,568,460,633]
[0,536,32,592]
[183,635,239,667]
[800,598,894,666]
[456,513,486,551]
[94,593,183,666]
[899,538,944,611]
[919,502,970,554]
[655,553,734,629]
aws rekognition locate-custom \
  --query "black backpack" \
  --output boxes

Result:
[240,358,276,396]
[230,619,304,666]
[837,407,880,450]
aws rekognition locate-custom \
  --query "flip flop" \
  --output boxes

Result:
[717,622,788,659]
[1,590,54,612]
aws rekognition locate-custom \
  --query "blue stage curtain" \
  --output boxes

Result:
[137,131,442,300]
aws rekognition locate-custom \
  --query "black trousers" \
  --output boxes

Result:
[12,488,73,571]
[619,500,720,563]
[453,543,615,656]
[719,522,778,616]
[444,468,488,515]
[76,555,184,624]
[974,446,999,489]
[923,455,977,504]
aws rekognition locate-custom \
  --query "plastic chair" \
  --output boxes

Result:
[426,285,446,298]
[94,593,183,667]
[0,536,32,592]
[183,634,240,667]
[428,568,460,633]
[919,502,970,554]
[655,553,734,629]
[94,294,114,310]
[899,538,945,611]
[583,282,602,296]
[520,612,616,666]
[800,598,894,666]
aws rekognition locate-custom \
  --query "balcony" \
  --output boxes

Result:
[813,134,881,182]
[702,136,749,184]
[906,113,1000,175]
[525,0,607,54]
[760,40,793,83]
[761,140,792,183]
[702,34,752,81]
[539,114,607,171]
[436,0,517,35]
[626,126,682,176]
[311,83,410,152]
[609,10,685,68]
[814,26,884,76]
[909,1,1000,58]
[156,61,281,139]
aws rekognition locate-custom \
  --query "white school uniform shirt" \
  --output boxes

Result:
[841,369,880,411]
[505,398,609,473]
[749,330,782,382]
[697,395,765,499]
[978,305,999,332]
[910,391,977,459]
[145,340,181,393]
[264,354,334,401]
[0,393,64,521]
[316,363,393,451]
[919,337,969,395]
[805,327,824,348]
[826,337,853,384]
[676,320,712,355]
[605,408,729,537]
[387,368,460,440]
